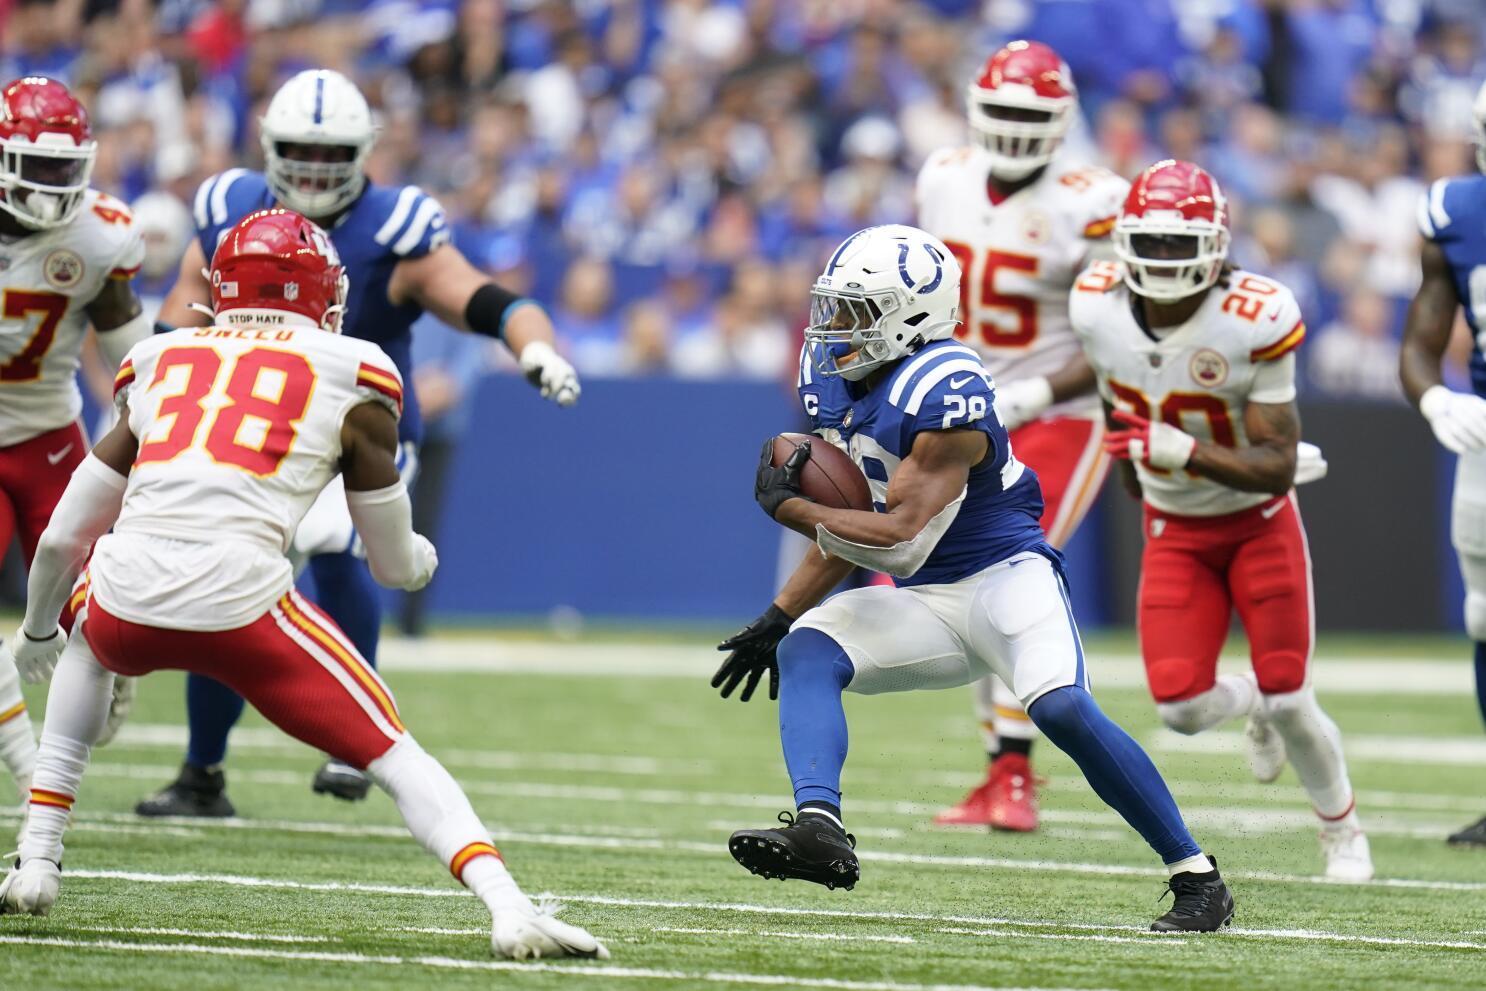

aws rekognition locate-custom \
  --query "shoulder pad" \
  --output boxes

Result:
[192,169,263,232]
[351,341,405,419]
[368,185,451,259]
[886,343,991,418]
[1232,275,1306,362]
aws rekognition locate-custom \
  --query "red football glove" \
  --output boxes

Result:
[1103,409,1196,470]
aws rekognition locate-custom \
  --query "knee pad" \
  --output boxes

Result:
[1155,698,1209,736]
[1145,657,1212,704]
[1253,651,1306,695]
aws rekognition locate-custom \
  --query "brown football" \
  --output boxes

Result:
[770,432,873,511]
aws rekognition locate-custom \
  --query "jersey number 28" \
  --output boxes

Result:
[135,346,315,476]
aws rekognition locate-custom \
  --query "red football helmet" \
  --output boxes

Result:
[1114,160,1231,302]
[0,77,97,230]
[966,41,1077,180]
[209,209,348,332]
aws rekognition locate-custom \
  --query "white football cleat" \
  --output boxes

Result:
[491,907,610,961]
[0,858,60,915]
[1319,827,1374,882]
[1244,712,1287,783]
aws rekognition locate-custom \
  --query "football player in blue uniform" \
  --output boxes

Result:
[714,225,1233,931]
[1401,81,1486,848]
[136,69,579,816]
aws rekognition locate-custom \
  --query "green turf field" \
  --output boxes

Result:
[0,630,1483,991]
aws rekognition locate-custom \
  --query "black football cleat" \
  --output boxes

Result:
[312,759,372,801]
[1151,856,1234,932]
[135,762,236,818]
[1447,815,1486,847]
[729,811,859,890]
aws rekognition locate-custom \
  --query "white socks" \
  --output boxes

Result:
[972,677,1037,752]
[1166,853,1215,876]
[0,645,36,792]
[1262,687,1356,821]
[1156,673,1257,736]
[971,676,998,752]
[366,736,534,916]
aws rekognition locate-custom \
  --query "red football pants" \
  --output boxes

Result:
[1138,493,1313,702]
[1010,416,1108,549]
[0,421,86,565]
[84,588,406,768]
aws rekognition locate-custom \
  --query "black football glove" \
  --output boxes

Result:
[755,438,813,520]
[712,604,795,702]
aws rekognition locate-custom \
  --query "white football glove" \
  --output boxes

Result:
[1295,441,1328,485]
[491,907,610,961]
[1420,385,1486,454]
[1109,410,1196,471]
[519,341,581,408]
[8,627,65,685]
[994,376,1054,432]
[402,534,438,592]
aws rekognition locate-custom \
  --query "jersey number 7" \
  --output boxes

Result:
[135,346,315,476]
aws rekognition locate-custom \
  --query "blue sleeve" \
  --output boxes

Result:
[796,342,825,430]
[369,186,451,260]
[191,169,269,257]
[886,347,996,452]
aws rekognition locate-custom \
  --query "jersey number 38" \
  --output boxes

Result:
[135,346,315,476]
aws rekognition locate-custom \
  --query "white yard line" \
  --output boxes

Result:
[0,934,1099,991]
[6,806,1479,893]
[68,926,335,943]
[936,927,1181,947]
[655,926,915,945]
[43,867,1486,944]
[371,639,1474,696]
[1154,732,1486,766]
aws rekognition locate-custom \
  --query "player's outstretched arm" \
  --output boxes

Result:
[156,239,213,329]
[764,430,984,578]
[339,402,438,591]
[1105,402,1298,495]
[9,413,136,682]
[389,244,580,406]
[996,354,1098,431]
[1401,241,1486,453]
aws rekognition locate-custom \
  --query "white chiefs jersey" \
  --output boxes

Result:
[1069,261,1306,517]
[90,323,404,630]
[915,146,1127,419]
[0,189,143,446]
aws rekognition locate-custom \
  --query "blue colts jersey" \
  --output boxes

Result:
[192,170,451,442]
[1421,174,1486,399]
[796,340,1053,587]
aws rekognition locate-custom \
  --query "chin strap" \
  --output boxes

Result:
[814,487,966,579]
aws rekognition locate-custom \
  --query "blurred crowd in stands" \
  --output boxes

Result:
[5,0,1486,406]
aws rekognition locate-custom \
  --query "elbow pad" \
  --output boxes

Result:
[96,311,153,370]
[345,482,438,590]
[814,487,966,579]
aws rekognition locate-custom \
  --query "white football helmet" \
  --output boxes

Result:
[806,225,961,381]
[259,69,376,219]
[1474,79,1486,174]
[130,191,194,278]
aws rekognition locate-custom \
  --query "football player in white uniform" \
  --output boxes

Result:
[0,77,149,800]
[916,41,1127,830]
[1070,160,1371,881]
[0,209,608,960]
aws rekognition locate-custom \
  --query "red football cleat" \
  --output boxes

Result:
[933,774,996,826]
[985,753,1040,833]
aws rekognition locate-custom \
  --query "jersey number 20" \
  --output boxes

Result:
[135,346,315,476]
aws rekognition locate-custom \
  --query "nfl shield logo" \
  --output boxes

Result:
[284,282,300,301]
[843,408,854,428]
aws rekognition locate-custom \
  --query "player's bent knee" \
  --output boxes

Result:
[1145,658,1212,705]
[1154,699,1208,736]
[777,628,854,692]
[1026,685,1097,743]
[1464,592,1486,642]
[1253,651,1306,695]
